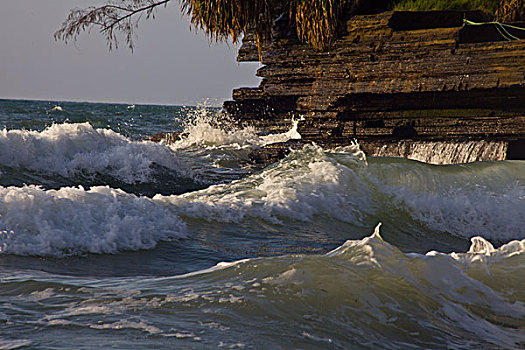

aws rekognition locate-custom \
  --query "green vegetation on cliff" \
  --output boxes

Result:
[392,0,499,13]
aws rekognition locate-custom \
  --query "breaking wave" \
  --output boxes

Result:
[0,185,185,256]
[4,225,523,348]
[171,109,302,149]
[0,143,523,257]
[0,123,192,184]
[164,225,523,349]
[161,144,524,242]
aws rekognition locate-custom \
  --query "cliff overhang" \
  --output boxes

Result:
[223,10,525,164]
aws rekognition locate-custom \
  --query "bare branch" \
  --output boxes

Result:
[54,0,172,51]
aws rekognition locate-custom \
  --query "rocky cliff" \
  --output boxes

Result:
[223,10,525,164]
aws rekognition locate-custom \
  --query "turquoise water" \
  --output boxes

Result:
[0,99,523,349]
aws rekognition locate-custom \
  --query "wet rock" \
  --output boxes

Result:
[224,10,525,163]
[249,140,308,165]
[145,132,181,145]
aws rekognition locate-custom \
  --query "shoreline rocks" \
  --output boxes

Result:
[223,10,525,164]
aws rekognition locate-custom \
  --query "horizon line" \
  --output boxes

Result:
[0,97,225,108]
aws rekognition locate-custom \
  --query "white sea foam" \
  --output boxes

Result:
[160,143,523,241]
[157,143,370,224]
[0,144,369,256]
[446,236,525,267]
[0,142,522,256]
[49,105,63,112]
[7,224,521,348]
[0,185,186,256]
[333,229,525,342]
[0,123,190,183]
[89,320,162,334]
[166,224,524,324]
[328,224,524,268]
[242,225,524,341]
[370,161,525,241]
[171,109,302,149]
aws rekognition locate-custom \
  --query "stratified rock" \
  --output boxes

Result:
[224,10,525,164]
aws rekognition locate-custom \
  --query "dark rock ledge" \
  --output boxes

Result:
[221,10,525,165]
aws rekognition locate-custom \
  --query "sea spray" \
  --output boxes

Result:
[258,116,303,146]
[172,107,260,149]
[0,185,186,256]
[0,144,523,257]
[171,108,303,149]
[0,123,192,184]
[165,109,306,184]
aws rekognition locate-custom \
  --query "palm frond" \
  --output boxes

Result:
[180,0,277,44]
[294,0,347,50]
[55,0,358,53]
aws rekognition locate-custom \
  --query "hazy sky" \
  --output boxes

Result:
[0,0,261,106]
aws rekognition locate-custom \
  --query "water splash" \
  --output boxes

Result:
[0,185,186,256]
[171,109,302,149]
[48,105,64,112]
[0,122,192,184]
[259,116,303,146]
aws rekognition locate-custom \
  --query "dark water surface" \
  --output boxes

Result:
[0,99,523,349]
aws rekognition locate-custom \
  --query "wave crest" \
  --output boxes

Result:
[0,123,192,184]
[152,225,525,348]
[0,185,186,256]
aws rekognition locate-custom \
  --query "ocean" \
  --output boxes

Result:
[0,99,523,349]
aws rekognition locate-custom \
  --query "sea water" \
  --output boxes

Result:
[0,99,523,349]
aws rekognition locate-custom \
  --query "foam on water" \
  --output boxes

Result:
[157,144,523,241]
[158,143,370,224]
[6,224,521,348]
[171,109,302,150]
[0,123,192,183]
[0,142,523,256]
[0,185,186,256]
[1,100,522,349]
[161,224,523,348]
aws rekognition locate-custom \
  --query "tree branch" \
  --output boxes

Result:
[54,0,173,51]
[100,1,171,33]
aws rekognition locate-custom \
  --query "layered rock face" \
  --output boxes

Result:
[223,10,525,163]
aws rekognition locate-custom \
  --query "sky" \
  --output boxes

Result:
[0,0,261,106]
